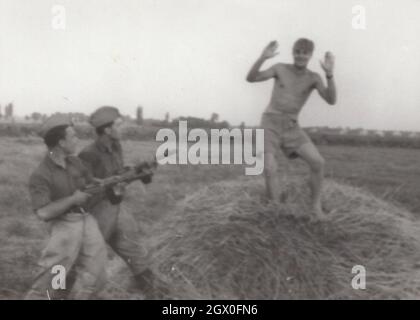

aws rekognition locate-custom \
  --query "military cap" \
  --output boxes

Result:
[39,114,73,138]
[89,106,121,128]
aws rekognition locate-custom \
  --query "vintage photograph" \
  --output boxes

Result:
[0,0,419,300]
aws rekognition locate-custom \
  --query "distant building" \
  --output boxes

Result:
[339,128,349,135]
[142,118,164,127]
[352,128,368,136]
[371,130,384,137]
[307,127,319,133]
[408,132,420,138]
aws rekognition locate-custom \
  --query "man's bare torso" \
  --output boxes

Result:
[265,63,317,119]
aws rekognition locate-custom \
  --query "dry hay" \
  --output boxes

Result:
[150,177,420,299]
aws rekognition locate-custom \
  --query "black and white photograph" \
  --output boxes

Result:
[0,0,420,303]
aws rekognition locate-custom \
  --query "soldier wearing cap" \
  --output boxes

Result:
[79,106,165,299]
[25,114,107,299]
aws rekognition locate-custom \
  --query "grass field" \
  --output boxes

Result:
[0,137,419,299]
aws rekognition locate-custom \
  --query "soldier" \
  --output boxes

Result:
[247,38,337,220]
[25,114,107,299]
[79,106,165,299]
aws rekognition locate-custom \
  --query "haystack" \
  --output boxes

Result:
[150,177,420,299]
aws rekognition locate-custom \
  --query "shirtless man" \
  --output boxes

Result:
[246,38,337,219]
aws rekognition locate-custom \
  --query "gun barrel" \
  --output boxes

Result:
[82,170,153,194]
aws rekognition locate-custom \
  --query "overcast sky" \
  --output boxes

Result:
[0,0,419,131]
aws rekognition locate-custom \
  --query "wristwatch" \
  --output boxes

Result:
[326,74,334,79]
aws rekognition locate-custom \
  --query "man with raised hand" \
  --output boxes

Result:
[247,39,337,220]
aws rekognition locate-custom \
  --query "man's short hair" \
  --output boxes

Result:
[44,125,69,149]
[96,121,114,135]
[293,38,314,53]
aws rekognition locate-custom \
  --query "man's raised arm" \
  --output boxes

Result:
[315,51,337,105]
[246,41,279,83]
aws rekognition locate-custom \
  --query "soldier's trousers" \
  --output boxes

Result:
[25,213,107,300]
[91,200,150,276]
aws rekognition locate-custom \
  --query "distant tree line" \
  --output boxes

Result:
[1,121,419,149]
[309,132,420,149]
[1,104,418,149]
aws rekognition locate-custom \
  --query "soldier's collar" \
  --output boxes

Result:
[46,150,67,169]
[96,134,118,153]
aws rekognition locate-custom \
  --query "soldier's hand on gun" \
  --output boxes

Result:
[112,182,127,196]
[91,177,105,187]
[140,172,153,185]
[72,190,92,205]
[320,51,335,76]
[261,41,279,60]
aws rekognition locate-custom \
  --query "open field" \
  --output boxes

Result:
[0,138,419,299]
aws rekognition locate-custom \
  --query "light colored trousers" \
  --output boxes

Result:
[25,213,107,300]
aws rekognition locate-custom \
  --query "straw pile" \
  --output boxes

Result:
[150,177,420,299]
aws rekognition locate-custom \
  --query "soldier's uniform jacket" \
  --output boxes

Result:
[78,135,125,179]
[29,154,93,214]
[78,135,126,205]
